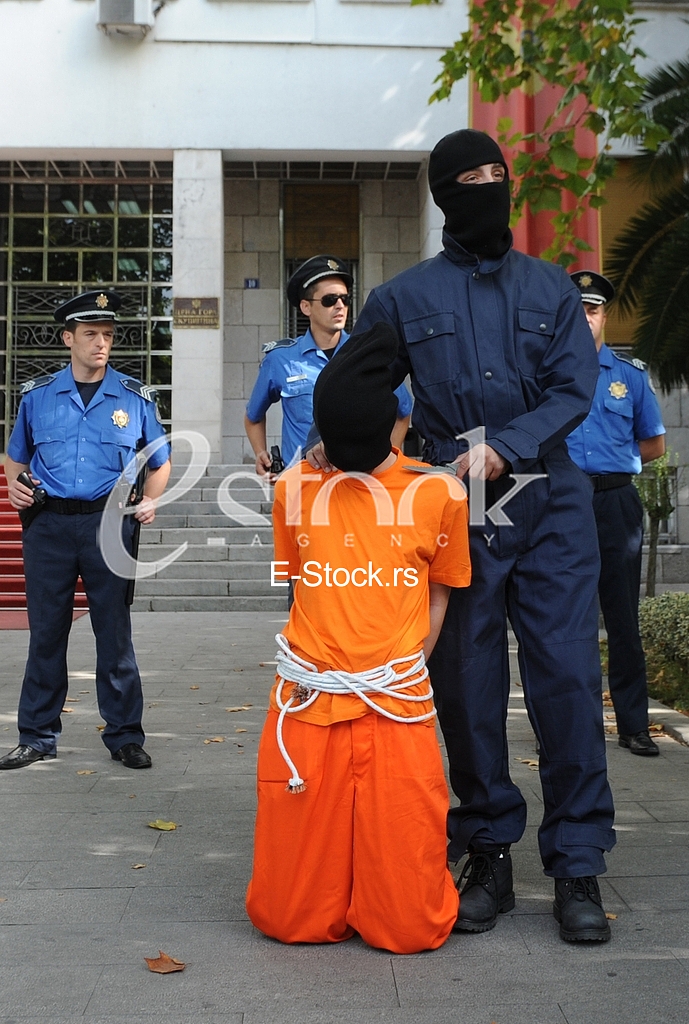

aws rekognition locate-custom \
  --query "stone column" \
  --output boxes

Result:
[172,150,224,459]
[419,172,443,261]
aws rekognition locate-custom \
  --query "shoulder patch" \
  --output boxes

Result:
[614,352,646,371]
[20,374,56,394]
[121,378,158,403]
[262,338,296,355]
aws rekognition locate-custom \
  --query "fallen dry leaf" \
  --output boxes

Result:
[225,704,252,712]
[235,728,247,733]
[604,725,618,734]
[96,725,105,732]
[648,722,665,734]
[79,690,90,694]
[198,701,210,705]
[147,702,160,708]
[602,690,614,707]
[259,661,277,667]
[233,668,243,672]
[144,950,186,974]
[132,863,146,870]
[190,685,200,690]
[204,736,225,744]
[605,912,618,920]
[65,697,80,703]
[129,794,136,799]
[76,769,96,776]
[0,898,6,902]
[515,757,539,771]
[148,819,177,831]
[604,714,616,720]
[61,708,74,714]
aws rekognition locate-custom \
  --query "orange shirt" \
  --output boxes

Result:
[269,450,471,725]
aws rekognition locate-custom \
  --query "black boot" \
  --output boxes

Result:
[454,846,515,933]
[553,876,611,942]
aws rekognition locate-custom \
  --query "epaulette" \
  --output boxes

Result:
[20,374,55,394]
[121,378,158,402]
[262,338,296,355]
[614,352,646,371]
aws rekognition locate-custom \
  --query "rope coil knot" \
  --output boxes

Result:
[272,633,436,794]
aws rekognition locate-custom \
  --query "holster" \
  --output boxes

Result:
[18,502,44,532]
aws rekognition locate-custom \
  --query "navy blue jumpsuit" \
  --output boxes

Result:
[355,233,616,877]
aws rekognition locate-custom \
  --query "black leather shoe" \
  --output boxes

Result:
[0,744,56,770]
[619,730,659,756]
[112,743,152,769]
[553,876,611,942]
[454,846,515,933]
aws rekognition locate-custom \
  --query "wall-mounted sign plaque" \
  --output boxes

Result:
[173,297,220,329]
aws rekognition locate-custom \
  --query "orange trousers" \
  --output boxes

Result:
[245,710,458,954]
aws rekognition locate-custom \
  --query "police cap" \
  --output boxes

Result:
[54,290,122,325]
[286,255,353,309]
[570,271,615,306]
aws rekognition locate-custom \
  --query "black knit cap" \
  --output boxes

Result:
[428,129,508,191]
[313,322,399,473]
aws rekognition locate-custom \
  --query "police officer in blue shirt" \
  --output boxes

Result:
[1,290,171,771]
[244,255,412,475]
[567,270,666,757]
[309,131,616,943]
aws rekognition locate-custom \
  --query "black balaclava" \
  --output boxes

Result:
[428,129,512,258]
[313,322,399,473]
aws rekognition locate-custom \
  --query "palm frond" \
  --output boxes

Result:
[631,55,689,190]
[605,182,689,316]
[629,222,689,389]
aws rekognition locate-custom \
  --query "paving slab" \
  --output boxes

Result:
[1,611,689,1024]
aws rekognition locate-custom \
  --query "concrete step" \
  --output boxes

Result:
[157,527,273,545]
[129,595,288,612]
[136,578,280,597]
[142,561,271,581]
[155,498,269,516]
[138,543,273,563]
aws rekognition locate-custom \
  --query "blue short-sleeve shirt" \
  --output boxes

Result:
[566,344,665,475]
[8,364,171,500]
[246,328,413,465]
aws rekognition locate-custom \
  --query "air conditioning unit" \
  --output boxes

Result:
[97,0,156,37]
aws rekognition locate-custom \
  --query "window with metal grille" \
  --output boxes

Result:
[0,160,173,452]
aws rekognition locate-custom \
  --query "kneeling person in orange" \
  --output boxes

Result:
[246,322,472,954]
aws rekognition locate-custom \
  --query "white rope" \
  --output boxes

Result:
[272,633,436,793]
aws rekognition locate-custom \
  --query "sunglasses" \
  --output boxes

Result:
[309,293,352,308]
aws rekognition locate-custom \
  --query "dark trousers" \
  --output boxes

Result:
[594,483,649,736]
[18,510,144,756]
[428,460,616,877]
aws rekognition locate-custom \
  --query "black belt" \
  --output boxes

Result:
[588,473,632,493]
[44,495,109,515]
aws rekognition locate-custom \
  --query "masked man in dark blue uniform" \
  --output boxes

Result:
[1,291,171,771]
[567,270,665,757]
[245,255,412,475]
[308,130,616,943]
